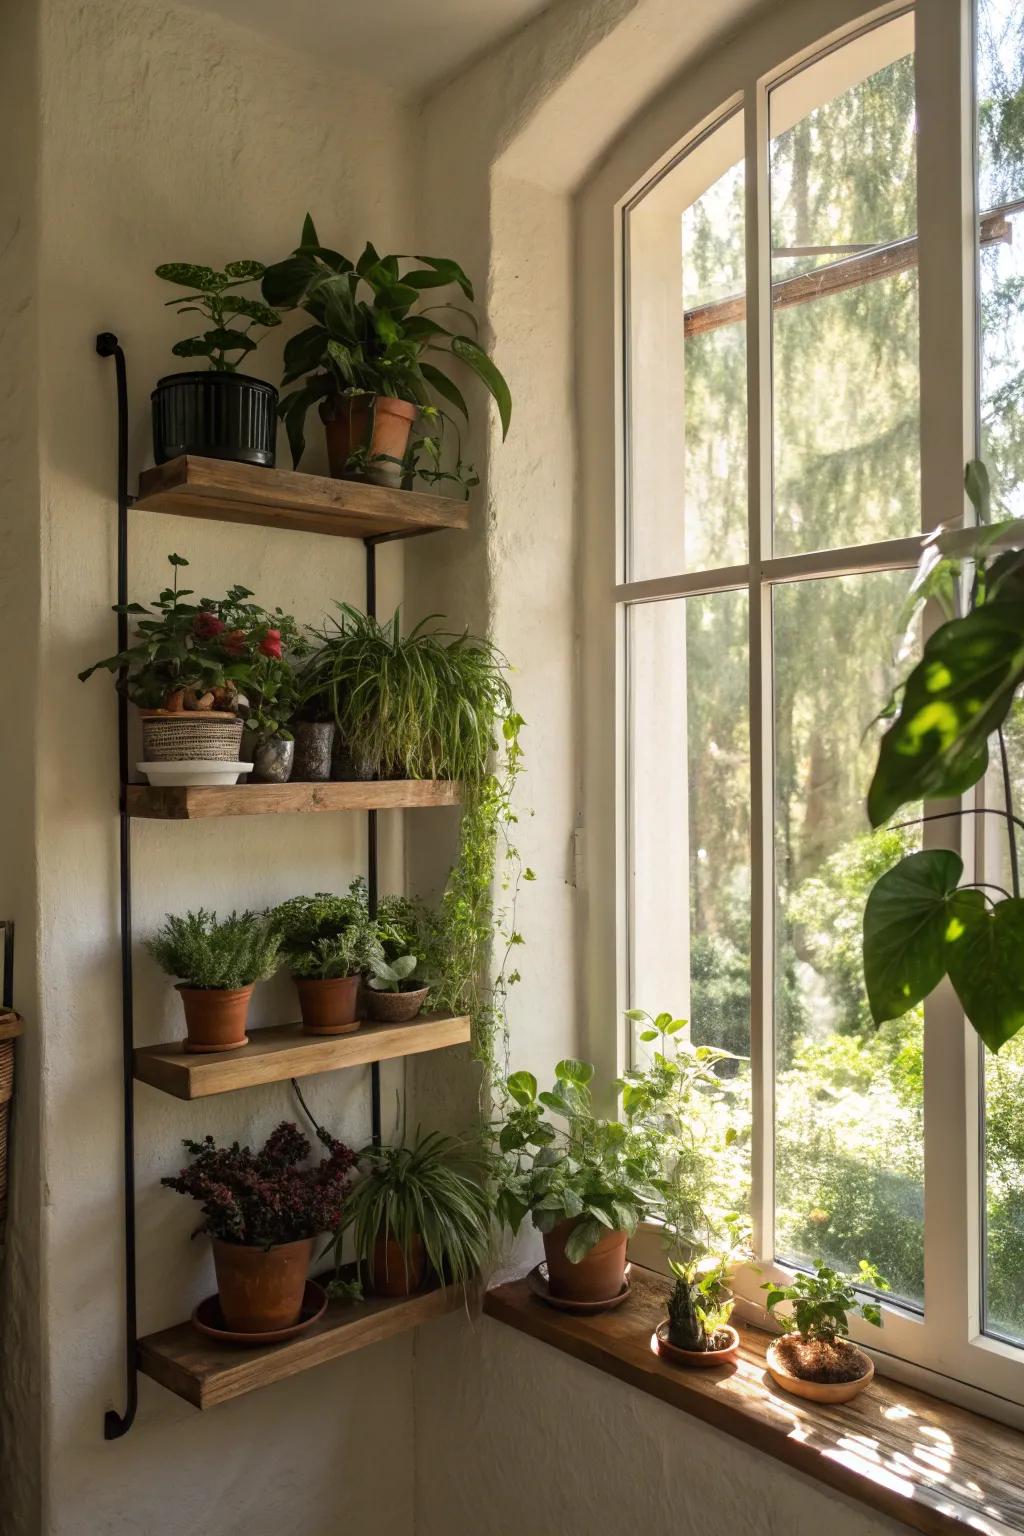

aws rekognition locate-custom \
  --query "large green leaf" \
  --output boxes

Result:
[155,262,221,291]
[219,294,280,326]
[947,897,1024,1052]
[261,253,322,308]
[863,849,979,1023]
[867,603,1024,826]
[282,324,329,384]
[412,256,474,299]
[450,336,512,438]
[420,361,468,419]
[564,1216,603,1263]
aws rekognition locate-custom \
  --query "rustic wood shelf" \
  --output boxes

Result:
[139,1272,466,1410]
[135,455,469,540]
[134,1012,471,1100]
[125,779,460,820]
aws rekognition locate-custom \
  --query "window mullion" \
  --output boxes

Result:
[745,77,775,1263]
[916,0,978,1358]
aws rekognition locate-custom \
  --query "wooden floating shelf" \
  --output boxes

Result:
[139,1271,465,1410]
[125,779,460,820]
[134,1012,471,1100]
[135,455,469,540]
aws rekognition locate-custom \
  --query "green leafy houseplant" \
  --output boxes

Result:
[330,1131,491,1297]
[261,215,511,478]
[287,923,381,982]
[156,259,281,371]
[147,909,282,990]
[863,460,1024,1052]
[272,886,381,979]
[493,1059,664,1264]
[666,1249,737,1352]
[762,1260,888,1387]
[368,954,420,993]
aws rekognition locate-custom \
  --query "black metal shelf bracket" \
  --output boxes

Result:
[96,332,138,1442]
[365,538,382,1146]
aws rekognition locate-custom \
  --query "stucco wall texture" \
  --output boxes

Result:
[1,0,922,1532]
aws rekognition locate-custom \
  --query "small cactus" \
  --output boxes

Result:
[667,1273,706,1350]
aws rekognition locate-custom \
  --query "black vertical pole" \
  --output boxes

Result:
[1,921,13,1012]
[365,539,382,1146]
[96,333,138,1440]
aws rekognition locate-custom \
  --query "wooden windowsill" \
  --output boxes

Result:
[484,1266,1024,1536]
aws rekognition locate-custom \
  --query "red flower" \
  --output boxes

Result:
[193,611,225,640]
[222,628,247,657]
[259,628,283,659]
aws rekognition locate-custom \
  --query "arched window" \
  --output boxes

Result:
[607,0,1024,1416]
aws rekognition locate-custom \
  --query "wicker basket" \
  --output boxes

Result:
[141,712,243,763]
[0,1022,18,1232]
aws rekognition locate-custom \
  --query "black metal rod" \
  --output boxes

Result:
[97,333,138,1441]
[1,921,13,1011]
[365,539,382,1146]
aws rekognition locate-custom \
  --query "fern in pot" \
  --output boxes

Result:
[273,887,381,1036]
[147,909,282,1052]
[330,1130,491,1298]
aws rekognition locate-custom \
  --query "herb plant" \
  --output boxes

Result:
[288,924,381,981]
[147,909,282,990]
[162,1122,355,1247]
[262,214,511,473]
[762,1260,888,1342]
[493,1059,665,1261]
[863,461,1024,1051]
[156,259,280,371]
[331,1131,491,1294]
[272,885,381,980]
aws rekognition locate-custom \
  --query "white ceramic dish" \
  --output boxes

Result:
[136,760,253,788]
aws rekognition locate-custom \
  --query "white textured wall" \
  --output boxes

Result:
[2,0,422,1531]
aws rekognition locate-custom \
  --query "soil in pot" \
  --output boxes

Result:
[370,1233,427,1297]
[295,974,361,1035]
[366,987,428,1024]
[655,1320,741,1368]
[211,1235,313,1332]
[152,371,278,467]
[321,394,417,487]
[543,1218,628,1303]
[766,1335,875,1404]
[177,983,253,1053]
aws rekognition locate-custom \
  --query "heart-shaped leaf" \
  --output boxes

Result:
[947,896,1024,1051]
[863,849,979,1023]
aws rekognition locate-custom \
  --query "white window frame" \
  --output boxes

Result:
[577,0,1024,1426]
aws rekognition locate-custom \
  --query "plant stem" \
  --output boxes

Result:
[998,727,1020,899]
[893,806,1024,839]
[964,881,1014,903]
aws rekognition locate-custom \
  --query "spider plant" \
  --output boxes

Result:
[330,1130,491,1295]
[301,603,512,783]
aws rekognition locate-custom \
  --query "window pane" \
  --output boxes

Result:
[769,17,920,557]
[978,0,1024,516]
[773,570,924,1308]
[626,114,747,581]
[628,591,750,1216]
[982,705,1024,1343]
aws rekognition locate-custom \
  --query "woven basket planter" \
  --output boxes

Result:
[0,1013,22,1234]
[141,712,243,763]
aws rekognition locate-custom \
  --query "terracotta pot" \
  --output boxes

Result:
[211,1236,314,1333]
[543,1218,628,1303]
[176,983,253,1054]
[366,986,428,1024]
[295,973,361,1035]
[766,1338,875,1403]
[370,1233,427,1297]
[655,1321,741,1368]
[321,394,417,486]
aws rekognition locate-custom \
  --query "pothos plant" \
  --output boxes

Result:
[493,1059,665,1261]
[863,460,1024,1052]
[261,215,511,480]
[156,259,280,371]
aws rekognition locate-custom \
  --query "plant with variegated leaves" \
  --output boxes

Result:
[156,259,281,372]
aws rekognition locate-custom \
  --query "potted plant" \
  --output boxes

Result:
[301,603,514,783]
[147,908,282,1053]
[494,1059,665,1304]
[366,953,429,1024]
[655,1244,742,1367]
[330,1130,490,1297]
[273,888,382,1035]
[162,1122,355,1334]
[152,259,281,467]
[262,215,511,488]
[762,1260,889,1403]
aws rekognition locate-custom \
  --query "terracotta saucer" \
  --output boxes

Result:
[301,1019,362,1036]
[527,1261,632,1314]
[191,1280,327,1345]
[654,1320,741,1367]
[765,1339,874,1403]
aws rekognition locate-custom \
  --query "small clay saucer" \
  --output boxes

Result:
[654,1320,741,1367]
[527,1261,632,1314]
[191,1280,327,1345]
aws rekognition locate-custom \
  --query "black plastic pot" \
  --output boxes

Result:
[152,371,278,467]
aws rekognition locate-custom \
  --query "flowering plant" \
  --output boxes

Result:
[78,554,308,734]
[161,1122,356,1248]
